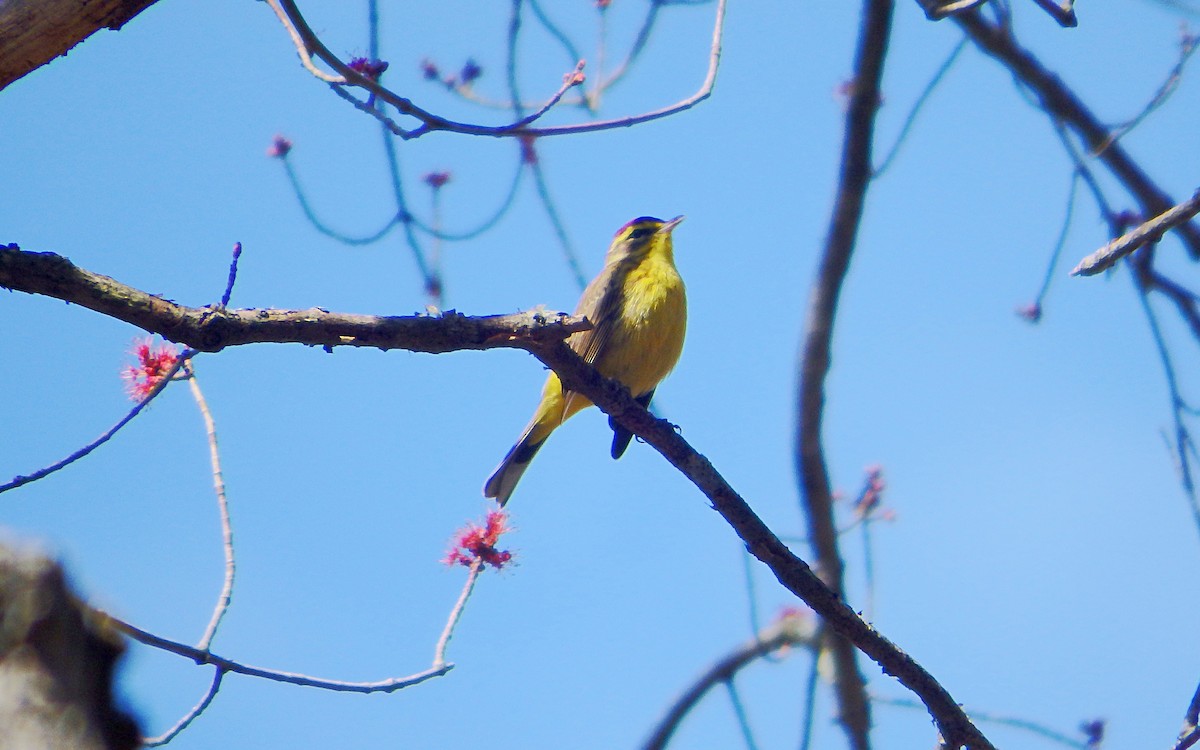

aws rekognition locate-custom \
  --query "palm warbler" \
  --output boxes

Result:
[484,216,687,505]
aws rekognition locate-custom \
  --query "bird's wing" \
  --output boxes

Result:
[571,261,625,367]
[558,261,624,415]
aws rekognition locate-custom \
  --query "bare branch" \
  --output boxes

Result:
[0,246,590,354]
[1175,681,1200,750]
[0,546,140,749]
[524,338,997,750]
[1028,0,1077,27]
[2,250,993,745]
[108,616,451,693]
[268,0,728,139]
[874,695,1093,749]
[263,0,344,83]
[1073,188,1200,276]
[432,559,484,669]
[794,0,894,746]
[143,668,223,746]
[955,10,1200,259]
[0,0,160,91]
[0,351,191,495]
[916,0,1076,26]
[642,615,819,750]
[185,364,236,653]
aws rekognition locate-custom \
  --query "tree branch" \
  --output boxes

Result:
[955,10,1200,260]
[524,339,997,750]
[108,617,450,693]
[794,0,894,747]
[0,0,159,91]
[1073,188,1200,276]
[642,614,819,750]
[0,246,590,354]
[0,545,140,750]
[3,244,994,748]
[269,0,728,139]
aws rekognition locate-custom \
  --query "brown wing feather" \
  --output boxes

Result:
[560,259,627,414]
[572,261,625,364]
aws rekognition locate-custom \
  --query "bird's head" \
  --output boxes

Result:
[608,215,684,262]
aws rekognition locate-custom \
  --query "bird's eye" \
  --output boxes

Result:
[629,227,652,240]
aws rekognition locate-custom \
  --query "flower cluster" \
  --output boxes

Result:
[1080,719,1105,748]
[418,58,483,88]
[266,135,293,159]
[519,134,538,165]
[853,464,887,519]
[1015,301,1042,324]
[423,171,452,190]
[121,337,182,400]
[459,59,483,86]
[348,57,389,82]
[443,510,513,570]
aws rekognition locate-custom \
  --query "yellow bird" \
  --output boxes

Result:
[484,216,688,506]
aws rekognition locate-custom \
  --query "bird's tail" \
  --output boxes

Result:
[483,426,546,506]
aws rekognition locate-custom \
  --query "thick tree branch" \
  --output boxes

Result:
[0,545,140,750]
[956,10,1200,260]
[794,1,894,748]
[916,0,1076,27]
[0,246,589,354]
[2,245,993,747]
[0,0,160,92]
[526,340,997,750]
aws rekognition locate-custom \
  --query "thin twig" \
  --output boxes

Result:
[799,653,821,750]
[375,110,439,298]
[110,616,452,693]
[185,362,236,652]
[0,351,191,495]
[1138,262,1200,343]
[740,549,766,638]
[528,0,587,90]
[219,242,242,309]
[1073,188,1200,276]
[956,9,1200,259]
[1105,29,1199,146]
[263,0,344,83]
[1130,258,1200,539]
[592,3,609,109]
[408,155,525,241]
[873,695,1090,749]
[1024,169,1080,316]
[530,157,588,290]
[642,616,818,750]
[142,667,224,746]
[873,36,967,177]
[432,556,485,668]
[724,678,760,750]
[280,156,402,245]
[270,0,727,139]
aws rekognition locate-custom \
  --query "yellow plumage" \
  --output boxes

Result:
[484,216,688,506]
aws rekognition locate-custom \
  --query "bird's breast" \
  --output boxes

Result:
[597,255,687,396]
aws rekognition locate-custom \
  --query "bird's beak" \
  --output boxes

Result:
[661,215,685,234]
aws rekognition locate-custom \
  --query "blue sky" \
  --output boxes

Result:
[3,1,1200,748]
